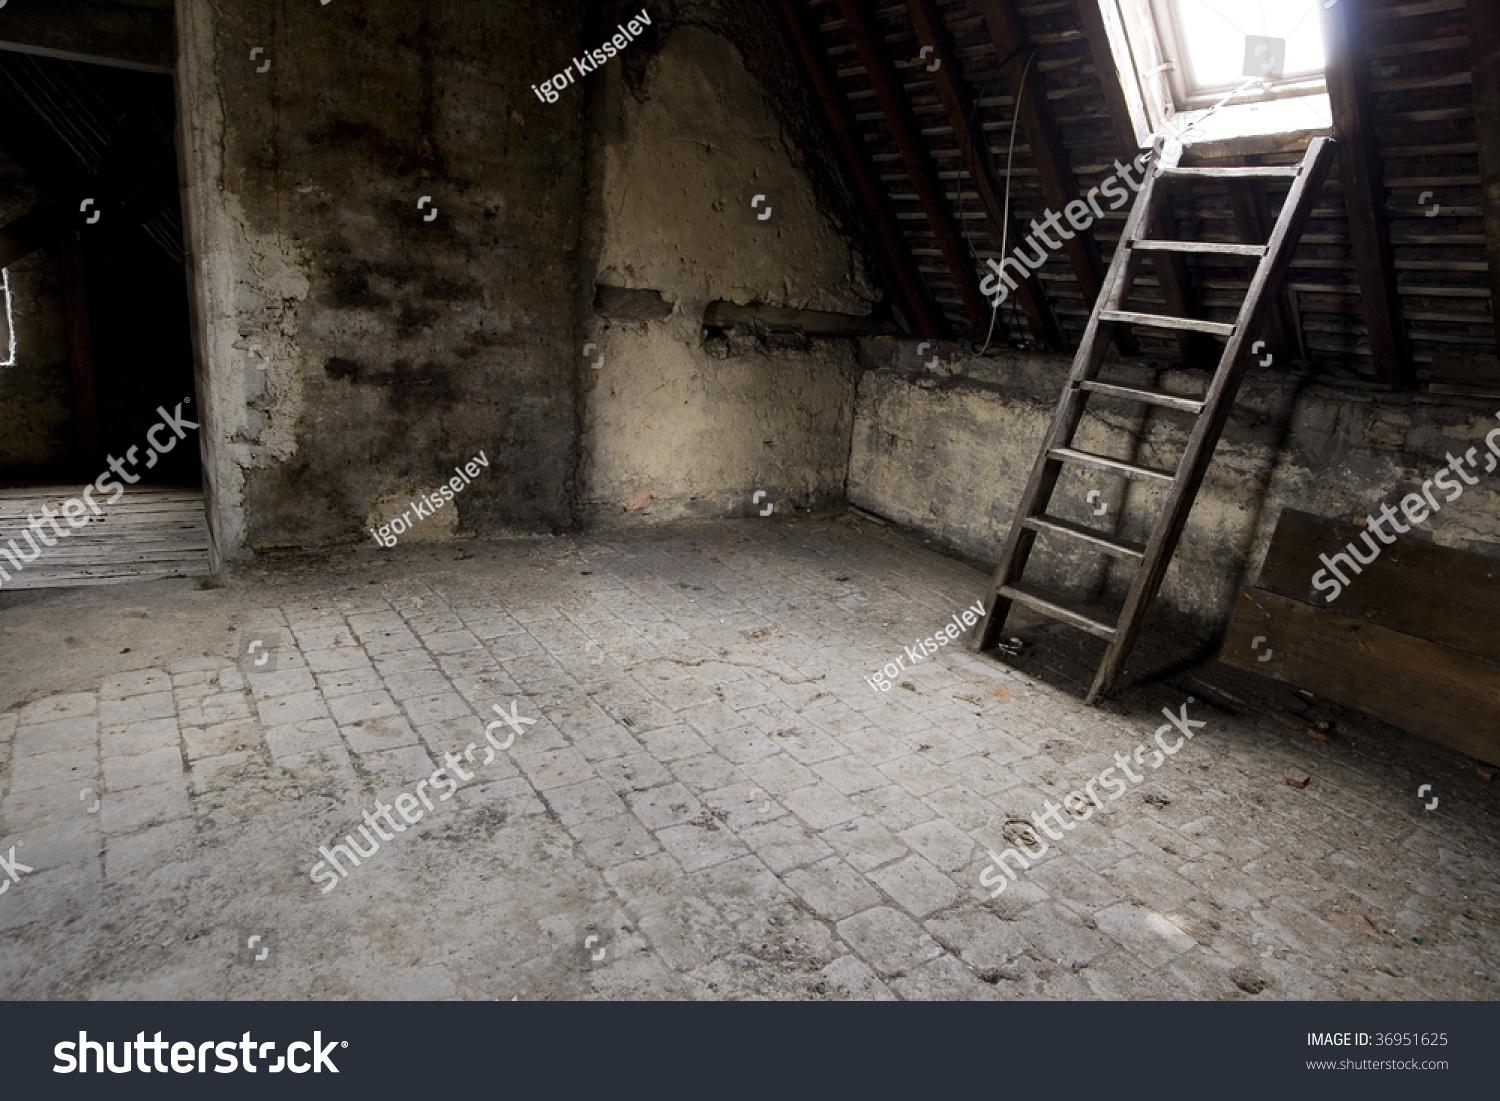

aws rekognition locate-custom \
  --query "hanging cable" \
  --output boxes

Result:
[977,46,1039,356]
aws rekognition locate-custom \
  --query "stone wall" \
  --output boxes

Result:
[850,344,1500,637]
[177,0,586,559]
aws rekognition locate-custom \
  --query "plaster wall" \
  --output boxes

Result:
[579,21,871,524]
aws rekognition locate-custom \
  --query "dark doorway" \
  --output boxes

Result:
[0,47,207,588]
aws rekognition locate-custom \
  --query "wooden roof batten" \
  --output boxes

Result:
[835,0,993,332]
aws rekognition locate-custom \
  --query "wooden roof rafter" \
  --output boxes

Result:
[777,0,950,337]
[1464,0,1500,361]
[975,0,1122,346]
[1321,0,1416,387]
[835,0,994,332]
[903,0,1066,349]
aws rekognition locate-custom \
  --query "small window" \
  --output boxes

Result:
[1102,0,1331,144]
[1153,0,1326,108]
[1,269,15,368]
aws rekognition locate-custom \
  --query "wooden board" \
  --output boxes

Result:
[1255,508,1500,660]
[1220,587,1500,764]
[0,485,210,589]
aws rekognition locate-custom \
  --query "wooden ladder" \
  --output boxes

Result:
[975,135,1337,705]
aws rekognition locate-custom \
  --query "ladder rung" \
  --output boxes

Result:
[999,582,1117,639]
[1048,447,1176,484]
[1079,380,1205,414]
[1161,165,1300,179]
[1099,310,1236,337]
[1023,515,1147,560]
[1129,239,1267,258]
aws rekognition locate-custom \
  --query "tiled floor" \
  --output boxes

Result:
[0,516,1496,999]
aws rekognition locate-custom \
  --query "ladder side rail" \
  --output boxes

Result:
[1084,137,1338,702]
[977,146,1171,651]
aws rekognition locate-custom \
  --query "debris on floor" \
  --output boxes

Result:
[1275,712,1333,741]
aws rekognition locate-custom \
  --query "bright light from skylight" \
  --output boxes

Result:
[1175,0,1326,90]
[1,269,15,368]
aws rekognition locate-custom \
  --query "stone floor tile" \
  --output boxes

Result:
[899,818,980,872]
[1092,906,1194,972]
[625,783,702,830]
[14,716,99,758]
[867,853,962,918]
[821,815,909,872]
[835,906,944,977]
[785,856,883,922]
[102,745,183,791]
[17,693,97,727]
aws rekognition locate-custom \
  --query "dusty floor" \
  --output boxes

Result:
[0,516,1496,1000]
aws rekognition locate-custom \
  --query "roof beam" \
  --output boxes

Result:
[0,41,172,76]
[777,0,948,338]
[0,204,64,267]
[1228,178,1306,364]
[835,0,991,332]
[1075,0,1150,148]
[902,0,1064,349]
[975,0,1120,351]
[1466,0,1500,361]
[1320,0,1414,387]
[60,232,101,464]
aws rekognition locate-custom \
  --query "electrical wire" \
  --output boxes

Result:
[1163,74,1267,145]
[951,42,1031,353]
[977,46,1038,356]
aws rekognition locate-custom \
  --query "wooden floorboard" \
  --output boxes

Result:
[1220,587,1500,765]
[1254,508,1500,658]
[0,485,210,590]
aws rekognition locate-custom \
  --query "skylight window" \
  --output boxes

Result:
[1169,0,1327,94]
[1100,0,1331,144]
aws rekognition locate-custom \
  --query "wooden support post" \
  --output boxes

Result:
[0,205,64,268]
[1320,0,1414,387]
[1228,179,1304,364]
[902,0,1064,349]
[836,0,992,332]
[1467,0,1500,362]
[59,232,101,466]
[777,0,948,338]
